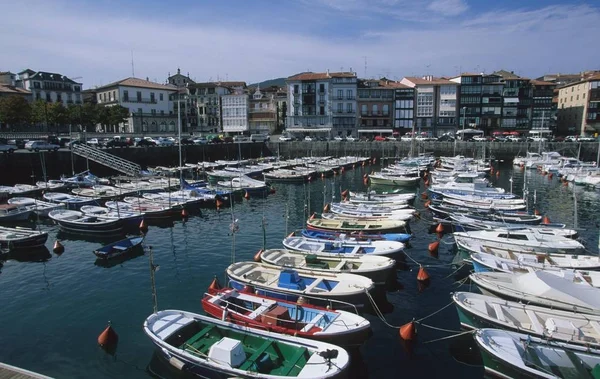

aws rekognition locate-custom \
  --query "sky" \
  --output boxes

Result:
[1,0,599,88]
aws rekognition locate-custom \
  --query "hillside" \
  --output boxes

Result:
[249,77,286,88]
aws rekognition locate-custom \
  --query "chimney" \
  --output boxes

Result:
[326,69,330,77]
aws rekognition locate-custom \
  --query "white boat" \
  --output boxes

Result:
[72,185,125,199]
[60,171,105,187]
[470,270,600,315]
[0,204,35,222]
[282,236,404,258]
[8,184,42,196]
[474,328,600,379]
[512,152,541,166]
[36,180,67,191]
[48,209,124,234]
[0,226,48,250]
[347,191,415,203]
[471,252,600,287]
[367,173,421,187]
[123,196,184,209]
[322,211,413,222]
[440,192,525,205]
[217,175,269,192]
[105,201,176,219]
[144,310,350,379]
[442,197,526,211]
[449,214,573,236]
[259,248,395,285]
[43,192,100,209]
[113,181,164,193]
[330,202,412,213]
[454,229,584,254]
[80,205,143,223]
[7,197,65,217]
[142,191,206,206]
[429,173,515,199]
[227,262,374,309]
[454,292,600,349]
[525,151,563,169]
[461,242,600,270]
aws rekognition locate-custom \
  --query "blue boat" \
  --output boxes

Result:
[93,236,144,260]
[300,228,412,243]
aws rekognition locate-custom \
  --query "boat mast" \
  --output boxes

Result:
[177,94,183,190]
[148,246,158,314]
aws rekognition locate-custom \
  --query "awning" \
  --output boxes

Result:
[287,128,331,133]
[357,129,394,133]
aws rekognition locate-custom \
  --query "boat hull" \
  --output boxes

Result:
[0,233,48,250]
[54,219,125,235]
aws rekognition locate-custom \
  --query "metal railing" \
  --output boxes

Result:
[71,144,141,176]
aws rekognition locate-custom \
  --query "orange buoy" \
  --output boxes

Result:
[490,167,494,175]
[309,212,316,220]
[323,203,331,213]
[363,178,369,186]
[269,187,276,194]
[424,200,431,208]
[495,171,500,178]
[417,266,430,282]
[53,240,64,254]
[421,192,428,200]
[363,174,368,179]
[244,191,250,200]
[428,240,440,254]
[534,209,540,216]
[542,215,551,225]
[435,223,444,234]
[253,249,263,262]
[216,199,224,209]
[548,173,553,179]
[341,189,349,198]
[98,322,119,351]
[399,321,416,340]
[424,179,429,187]
[341,167,345,173]
[181,208,188,220]
[208,276,221,293]
[563,180,568,186]
[139,219,148,234]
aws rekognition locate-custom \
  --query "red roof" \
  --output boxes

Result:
[96,77,176,91]
[287,72,356,81]
[530,79,555,86]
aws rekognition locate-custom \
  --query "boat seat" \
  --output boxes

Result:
[301,313,325,332]
[239,340,273,371]
[112,245,127,251]
[279,347,307,376]
[525,310,544,334]
[491,304,506,323]
[589,321,600,336]
[246,302,275,320]
[183,325,215,348]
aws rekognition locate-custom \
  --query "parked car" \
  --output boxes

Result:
[25,140,60,152]
[374,136,387,141]
[105,139,130,148]
[493,136,509,142]
[155,137,174,147]
[304,136,313,141]
[136,139,157,147]
[250,134,270,142]
[279,135,293,142]
[193,137,208,145]
[7,139,27,149]
[507,136,526,142]
[58,137,72,147]
[87,138,101,147]
[400,134,414,141]
[386,136,397,141]
[564,135,579,142]
[209,137,223,144]
[333,136,345,141]
[346,136,356,142]
[471,136,488,142]
[437,134,455,142]
[222,136,234,143]
[527,137,548,142]
[0,142,18,153]
[578,136,597,142]
[179,137,195,145]
[234,135,250,142]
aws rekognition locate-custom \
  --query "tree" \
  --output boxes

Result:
[0,95,31,129]
[80,103,99,131]
[97,105,111,132]
[30,100,49,130]
[109,105,130,131]
[47,102,69,132]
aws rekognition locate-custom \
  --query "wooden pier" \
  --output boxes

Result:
[0,362,52,379]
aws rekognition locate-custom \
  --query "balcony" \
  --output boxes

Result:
[346,96,355,100]
[123,98,157,104]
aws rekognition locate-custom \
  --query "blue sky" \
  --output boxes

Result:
[1,0,598,88]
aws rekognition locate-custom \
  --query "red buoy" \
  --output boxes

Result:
[548,173,553,179]
[323,203,331,213]
[424,200,431,208]
[417,266,430,282]
[435,223,444,234]
[490,167,494,175]
[270,187,276,194]
[98,322,118,350]
[495,171,500,178]
[181,209,188,220]
[421,192,428,200]
[534,209,540,216]
[216,199,224,209]
[341,189,349,198]
[363,178,369,186]
[399,321,416,340]
[53,240,64,254]
[428,241,440,254]
[139,219,148,234]
[563,180,568,186]
[244,191,250,200]
[309,212,316,220]
[542,215,551,225]
[253,249,263,262]
[208,276,221,293]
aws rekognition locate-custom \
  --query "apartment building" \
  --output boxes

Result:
[17,69,82,106]
[557,74,600,136]
[393,84,415,131]
[356,79,394,138]
[286,71,357,138]
[248,86,277,135]
[95,77,177,133]
[400,76,458,136]
[222,89,249,134]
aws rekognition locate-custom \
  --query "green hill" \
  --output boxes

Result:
[249,77,286,88]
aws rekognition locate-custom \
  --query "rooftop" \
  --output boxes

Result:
[557,74,600,90]
[530,79,555,86]
[402,76,456,85]
[95,77,177,91]
[0,84,31,95]
[287,71,356,81]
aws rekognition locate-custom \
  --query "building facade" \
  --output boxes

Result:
[248,86,277,135]
[530,80,556,131]
[286,71,357,138]
[356,79,394,138]
[222,90,249,134]
[0,72,31,101]
[557,75,600,136]
[95,77,177,133]
[393,84,415,132]
[17,69,82,105]
[400,76,458,136]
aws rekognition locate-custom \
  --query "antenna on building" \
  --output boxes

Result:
[362,56,367,78]
[131,50,135,77]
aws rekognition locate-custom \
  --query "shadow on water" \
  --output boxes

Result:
[2,246,52,262]
[56,230,127,245]
[448,332,483,368]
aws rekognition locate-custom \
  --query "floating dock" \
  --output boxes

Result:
[0,362,52,379]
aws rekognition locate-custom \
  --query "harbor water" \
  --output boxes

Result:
[1,163,600,378]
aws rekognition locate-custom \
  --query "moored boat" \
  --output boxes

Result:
[93,236,144,260]
[144,309,350,378]
[307,217,406,234]
[454,229,584,254]
[299,228,412,243]
[284,235,405,258]
[0,204,35,222]
[48,209,124,234]
[43,192,100,209]
[8,197,65,217]
[0,226,48,250]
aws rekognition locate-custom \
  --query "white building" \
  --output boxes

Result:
[17,69,82,106]
[95,77,177,133]
[222,90,249,134]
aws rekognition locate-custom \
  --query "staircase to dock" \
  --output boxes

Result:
[71,144,141,176]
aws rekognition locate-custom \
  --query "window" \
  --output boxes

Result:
[138,108,142,114]
[319,83,325,93]
[337,103,343,113]
[151,109,156,115]
[346,103,353,113]
[294,85,299,94]
[346,89,353,99]
[319,106,325,115]
[150,92,155,102]
[337,90,343,100]
[361,104,367,115]
[383,104,390,115]
[137,91,142,102]
[46,93,51,102]
[112,91,116,101]
[371,104,378,115]
[123,90,129,101]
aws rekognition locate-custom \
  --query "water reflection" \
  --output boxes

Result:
[3,246,52,262]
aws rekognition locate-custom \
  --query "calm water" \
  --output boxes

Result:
[1,163,600,379]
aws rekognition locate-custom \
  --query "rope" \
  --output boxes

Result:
[417,322,465,334]
[422,329,476,344]
[414,301,455,323]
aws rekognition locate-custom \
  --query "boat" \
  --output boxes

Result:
[216,175,269,194]
[113,180,164,193]
[93,236,145,260]
[0,226,48,250]
[367,173,421,187]
[227,262,374,309]
[347,191,415,203]
[43,192,100,209]
[263,169,315,183]
[60,171,106,187]
[142,192,206,207]
[328,204,415,219]
[322,211,413,222]
[458,242,600,270]
[330,202,411,212]
[36,180,67,191]
[48,209,124,234]
[474,328,600,379]
[284,235,405,258]
[123,196,184,209]
[7,197,65,217]
[471,252,600,287]
[448,214,569,234]
[259,249,395,285]
[4,184,42,196]
[453,292,600,349]
[72,185,126,199]
[203,287,371,346]
[300,228,412,243]
[144,309,350,378]
[0,204,35,222]
[442,197,527,211]
[80,205,143,225]
[469,270,600,315]
[429,203,542,224]
[306,218,406,234]
[454,229,584,254]
[105,201,176,219]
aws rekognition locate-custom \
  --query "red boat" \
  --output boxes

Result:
[202,284,371,347]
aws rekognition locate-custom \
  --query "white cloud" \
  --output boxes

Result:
[427,0,469,16]
[0,1,598,87]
